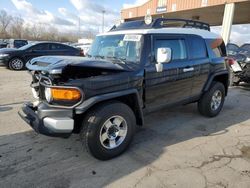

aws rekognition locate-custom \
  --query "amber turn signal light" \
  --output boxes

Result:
[51,88,81,101]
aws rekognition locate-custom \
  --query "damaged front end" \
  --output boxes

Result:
[19,56,134,137]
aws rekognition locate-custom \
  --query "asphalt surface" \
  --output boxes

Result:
[0,65,250,188]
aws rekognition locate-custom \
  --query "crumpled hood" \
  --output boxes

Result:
[26,56,131,74]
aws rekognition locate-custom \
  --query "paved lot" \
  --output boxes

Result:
[0,65,250,188]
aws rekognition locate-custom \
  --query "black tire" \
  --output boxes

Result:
[80,101,136,160]
[198,82,225,117]
[8,57,24,70]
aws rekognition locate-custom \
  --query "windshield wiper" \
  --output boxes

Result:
[106,56,126,64]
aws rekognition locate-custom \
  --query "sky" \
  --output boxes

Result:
[0,0,249,44]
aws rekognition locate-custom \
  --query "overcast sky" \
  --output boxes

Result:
[0,0,249,44]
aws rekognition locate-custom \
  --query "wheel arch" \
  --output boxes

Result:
[73,89,144,133]
[204,71,229,96]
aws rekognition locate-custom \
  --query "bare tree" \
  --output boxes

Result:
[10,16,24,39]
[0,10,12,38]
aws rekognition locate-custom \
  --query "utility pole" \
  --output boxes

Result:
[78,16,81,38]
[102,10,105,33]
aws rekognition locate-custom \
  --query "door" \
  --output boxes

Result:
[24,43,50,61]
[187,35,210,97]
[49,43,68,56]
[145,35,194,109]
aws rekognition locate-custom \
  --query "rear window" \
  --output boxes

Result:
[154,39,187,61]
[189,36,207,59]
[51,44,66,50]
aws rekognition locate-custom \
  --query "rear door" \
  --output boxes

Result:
[145,35,194,109]
[187,35,210,97]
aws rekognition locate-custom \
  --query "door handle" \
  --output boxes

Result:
[183,67,194,72]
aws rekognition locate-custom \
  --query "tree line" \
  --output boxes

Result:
[0,10,95,43]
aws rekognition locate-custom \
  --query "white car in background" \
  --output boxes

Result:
[73,43,92,56]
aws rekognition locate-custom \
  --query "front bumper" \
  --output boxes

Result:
[18,102,74,138]
[0,56,10,66]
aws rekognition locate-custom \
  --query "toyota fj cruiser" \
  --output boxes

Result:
[19,18,229,160]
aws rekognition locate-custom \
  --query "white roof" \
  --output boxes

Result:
[99,28,220,39]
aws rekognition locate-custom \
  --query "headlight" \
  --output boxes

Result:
[44,87,82,104]
[0,54,9,57]
[246,57,250,62]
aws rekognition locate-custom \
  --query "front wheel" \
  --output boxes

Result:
[198,82,225,117]
[8,58,25,70]
[80,102,136,160]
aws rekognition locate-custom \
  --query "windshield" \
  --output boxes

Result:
[88,34,142,63]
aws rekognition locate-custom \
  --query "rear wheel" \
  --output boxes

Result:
[8,58,24,70]
[80,102,136,160]
[198,82,225,117]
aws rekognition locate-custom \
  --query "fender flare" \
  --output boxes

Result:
[75,89,144,125]
[203,70,229,93]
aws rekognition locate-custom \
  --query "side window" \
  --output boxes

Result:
[189,36,207,59]
[32,44,49,51]
[51,44,65,50]
[154,39,187,61]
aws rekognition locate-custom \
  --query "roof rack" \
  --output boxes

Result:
[110,18,210,32]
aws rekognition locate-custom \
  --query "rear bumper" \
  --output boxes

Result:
[18,102,73,138]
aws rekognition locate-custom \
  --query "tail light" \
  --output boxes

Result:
[227,58,235,66]
[80,49,84,56]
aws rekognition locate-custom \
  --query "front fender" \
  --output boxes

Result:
[75,89,144,125]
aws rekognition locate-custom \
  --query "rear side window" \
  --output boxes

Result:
[208,39,227,58]
[189,36,207,59]
[154,39,187,61]
[51,44,65,50]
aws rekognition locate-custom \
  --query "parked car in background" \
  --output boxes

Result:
[7,39,28,49]
[226,43,250,85]
[0,42,8,49]
[0,42,82,70]
[72,43,91,56]
[226,43,240,56]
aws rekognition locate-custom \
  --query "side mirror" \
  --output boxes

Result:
[155,48,172,72]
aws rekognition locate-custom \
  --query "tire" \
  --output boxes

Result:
[8,58,25,70]
[198,82,225,117]
[80,101,136,160]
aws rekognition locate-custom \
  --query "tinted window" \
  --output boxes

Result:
[189,36,207,59]
[51,44,65,50]
[14,40,28,48]
[154,39,187,61]
[31,44,49,51]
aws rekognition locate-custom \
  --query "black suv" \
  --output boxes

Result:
[19,19,229,160]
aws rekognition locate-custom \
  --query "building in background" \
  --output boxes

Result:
[121,0,250,44]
